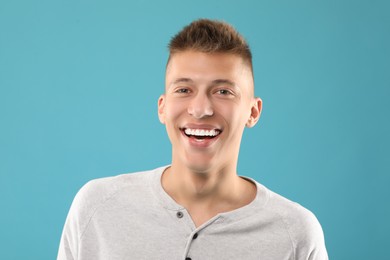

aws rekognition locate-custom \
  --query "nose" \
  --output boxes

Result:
[187,93,214,119]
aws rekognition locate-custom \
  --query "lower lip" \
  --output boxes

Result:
[181,131,220,148]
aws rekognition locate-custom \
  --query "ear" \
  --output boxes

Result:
[157,94,166,124]
[246,97,262,128]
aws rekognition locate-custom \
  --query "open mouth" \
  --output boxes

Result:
[181,128,222,140]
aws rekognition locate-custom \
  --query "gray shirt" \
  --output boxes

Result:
[58,166,328,260]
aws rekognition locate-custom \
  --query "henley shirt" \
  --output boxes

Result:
[58,166,328,260]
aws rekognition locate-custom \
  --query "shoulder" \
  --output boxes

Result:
[78,168,155,199]
[76,169,149,201]
[67,167,163,236]
[266,190,320,227]
[257,184,328,259]
[58,167,165,258]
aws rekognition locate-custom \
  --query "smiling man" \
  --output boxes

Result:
[58,19,328,260]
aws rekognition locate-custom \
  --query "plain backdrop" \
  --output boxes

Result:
[1,0,389,259]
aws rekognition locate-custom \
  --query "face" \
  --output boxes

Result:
[158,51,262,173]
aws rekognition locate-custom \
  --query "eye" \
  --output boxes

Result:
[216,89,233,95]
[175,88,191,94]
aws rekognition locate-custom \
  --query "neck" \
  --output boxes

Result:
[161,163,257,227]
[161,163,254,209]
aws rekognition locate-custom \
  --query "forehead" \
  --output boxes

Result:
[166,51,253,82]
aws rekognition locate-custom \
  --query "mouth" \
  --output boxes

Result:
[180,127,222,141]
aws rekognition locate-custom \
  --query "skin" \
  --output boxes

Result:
[158,50,262,227]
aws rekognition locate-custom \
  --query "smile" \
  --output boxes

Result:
[184,128,221,138]
[180,127,222,144]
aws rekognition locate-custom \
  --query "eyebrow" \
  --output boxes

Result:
[170,78,237,87]
[171,78,194,85]
[211,79,236,87]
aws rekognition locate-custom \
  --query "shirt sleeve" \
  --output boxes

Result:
[57,181,99,260]
[292,209,328,260]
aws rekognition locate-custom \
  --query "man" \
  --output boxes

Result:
[58,19,328,259]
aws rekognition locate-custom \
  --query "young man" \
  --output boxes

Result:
[58,19,328,259]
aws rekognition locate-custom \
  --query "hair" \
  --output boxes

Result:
[167,19,253,73]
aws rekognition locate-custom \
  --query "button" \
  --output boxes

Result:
[193,233,198,239]
[185,258,192,260]
[176,211,184,218]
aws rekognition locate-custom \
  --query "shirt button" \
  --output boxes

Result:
[193,233,198,239]
[176,211,184,218]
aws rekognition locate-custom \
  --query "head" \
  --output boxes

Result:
[167,19,253,80]
[159,19,262,173]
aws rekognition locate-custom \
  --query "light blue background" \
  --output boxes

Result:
[1,0,389,259]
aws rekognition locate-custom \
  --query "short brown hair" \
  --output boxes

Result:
[167,19,253,72]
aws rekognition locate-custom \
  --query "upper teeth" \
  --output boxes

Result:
[184,128,220,137]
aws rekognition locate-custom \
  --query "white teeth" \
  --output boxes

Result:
[184,128,220,137]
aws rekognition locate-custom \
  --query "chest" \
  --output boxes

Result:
[77,207,294,260]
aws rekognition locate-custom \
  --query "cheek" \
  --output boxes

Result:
[164,102,184,122]
[223,106,251,128]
